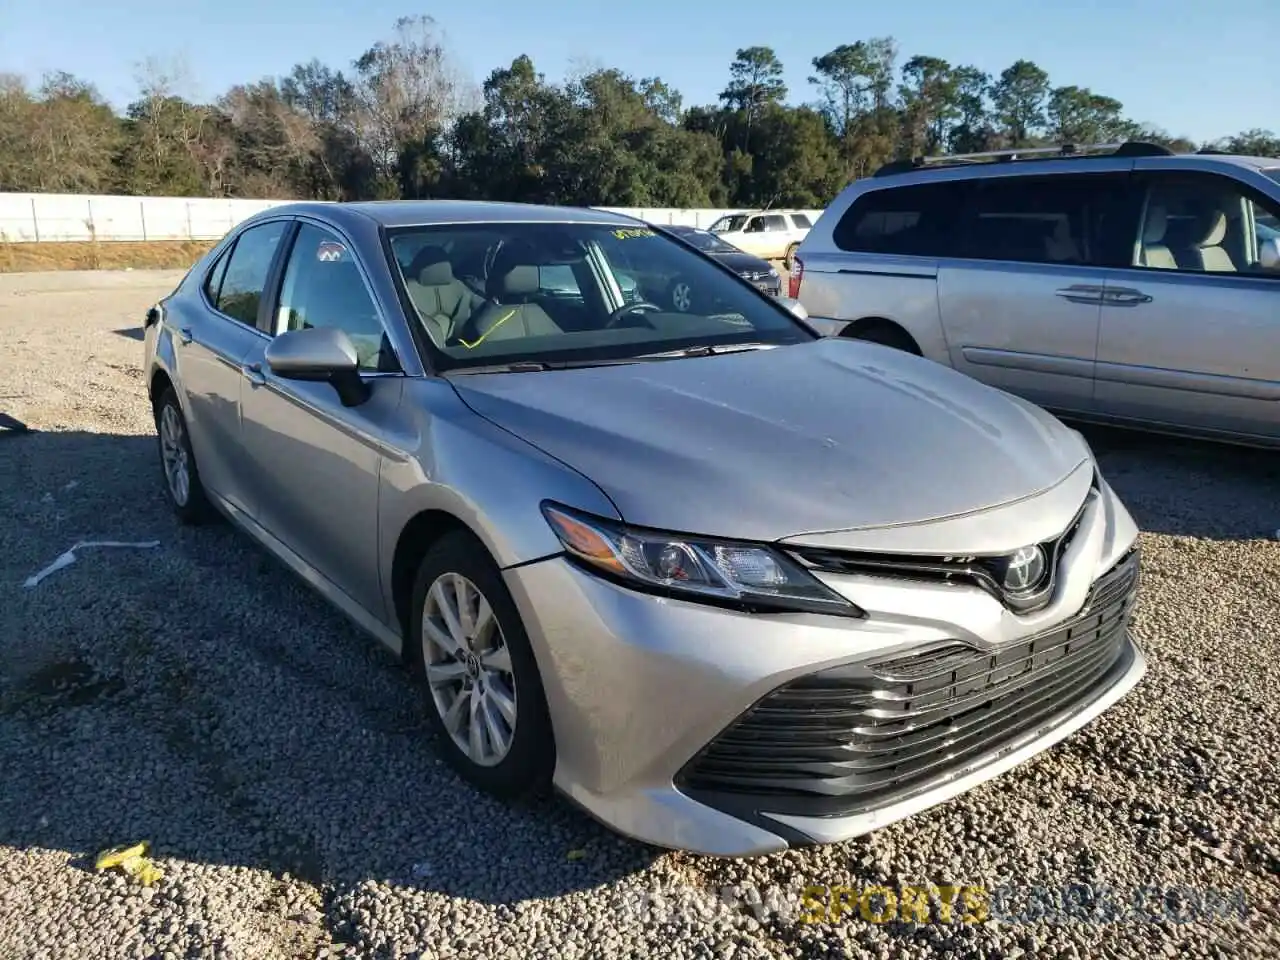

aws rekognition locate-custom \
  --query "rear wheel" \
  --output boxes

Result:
[846,323,921,355]
[408,530,554,799]
[155,387,215,524]
[783,243,800,270]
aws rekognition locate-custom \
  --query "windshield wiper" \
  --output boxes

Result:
[445,343,782,375]
[629,343,780,361]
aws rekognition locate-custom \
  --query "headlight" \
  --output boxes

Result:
[541,503,864,617]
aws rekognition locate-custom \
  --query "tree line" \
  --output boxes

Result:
[2,15,1277,210]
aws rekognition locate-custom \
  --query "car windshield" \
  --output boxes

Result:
[676,228,739,254]
[386,221,810,370]
[1264,168,1280,186]
[709,215,748,233]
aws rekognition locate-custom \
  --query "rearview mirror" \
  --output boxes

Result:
[264,326,370,407]
[1259,236,1280,271]
[774,295,809,321]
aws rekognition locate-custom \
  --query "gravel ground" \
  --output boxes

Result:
[1,269,1278,960]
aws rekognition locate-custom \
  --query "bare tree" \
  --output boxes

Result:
[351,15,473,185]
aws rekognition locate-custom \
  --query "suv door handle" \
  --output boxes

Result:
[241,362,266,386]
[1102,287,1153,306]
[1054,284,1105,304]
[178,327,194,345]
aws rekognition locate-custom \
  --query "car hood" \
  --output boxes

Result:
[712,251,775,275]
[448,338,1089,543]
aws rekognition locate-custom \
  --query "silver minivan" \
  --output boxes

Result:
[792,143,1280,447]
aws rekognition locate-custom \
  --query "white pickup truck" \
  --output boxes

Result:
[707,210,817,267]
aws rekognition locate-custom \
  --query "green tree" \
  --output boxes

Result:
[898,56,960,156]
[1,73,122,194]
[1047,86,1135,145]
[992,59,1050,145]
[1211,128,1280,157]
[949,66,993,153]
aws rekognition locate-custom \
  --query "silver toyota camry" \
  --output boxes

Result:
[143,200,1145,856]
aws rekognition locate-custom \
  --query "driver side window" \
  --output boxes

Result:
[273,223,398,372]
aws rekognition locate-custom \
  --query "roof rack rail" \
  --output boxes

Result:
[871,140,1176,177]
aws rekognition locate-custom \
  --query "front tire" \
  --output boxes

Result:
[155,387,214,524]
[408,530,554,799]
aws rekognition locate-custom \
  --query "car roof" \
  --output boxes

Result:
[869,151,1279,187]
[249,199,648,232]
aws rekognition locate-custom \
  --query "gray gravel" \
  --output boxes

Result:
[1,268,1278,960]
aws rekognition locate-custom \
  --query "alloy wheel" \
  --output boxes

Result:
[421,572,518,767]
[671,282,692,312]
[159,404,190,507]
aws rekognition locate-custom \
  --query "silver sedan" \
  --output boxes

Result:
[143,200,1145,856]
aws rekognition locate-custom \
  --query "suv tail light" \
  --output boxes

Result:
[788,256,804,299]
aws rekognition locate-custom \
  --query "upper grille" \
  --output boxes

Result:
[789,494,1091,615]
[678,547,1141,816]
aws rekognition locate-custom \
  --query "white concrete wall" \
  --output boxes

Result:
[0,192,824,242]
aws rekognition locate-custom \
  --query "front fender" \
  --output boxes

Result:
[377,378,620,616]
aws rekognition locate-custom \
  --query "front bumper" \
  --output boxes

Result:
[502,480,1145,856]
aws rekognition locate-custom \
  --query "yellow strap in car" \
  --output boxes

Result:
[459,309,517,349]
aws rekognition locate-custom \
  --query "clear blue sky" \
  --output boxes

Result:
[3,0,1275,143]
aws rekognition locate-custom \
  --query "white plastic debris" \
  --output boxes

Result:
[23,540,161,589]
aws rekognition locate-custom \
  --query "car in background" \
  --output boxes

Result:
[792,142,1280,448]
[707,210,814,266]
[653,224,780,307]
[143,199,1144,856]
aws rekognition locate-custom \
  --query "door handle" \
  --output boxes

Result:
[1054,284,1105,304]
[178,327,193,345]
[1102,287,1153,306]
[241,362,266,386]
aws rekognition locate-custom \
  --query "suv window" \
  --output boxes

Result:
[832,182,965,257]
[1130,172,1280,277]
[761,215,788,232]
[211,220,289,326]
[274,223,395,371]
[790,213,813,229]
[956,174,1126,267]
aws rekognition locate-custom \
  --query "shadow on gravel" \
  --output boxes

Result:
[1072,423,1280,542]
[0,429,654,919]
[114,326,145,341]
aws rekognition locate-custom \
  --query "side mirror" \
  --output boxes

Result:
[264,326,370,407]
[1259,236,1280,271]
[774,295,809,321]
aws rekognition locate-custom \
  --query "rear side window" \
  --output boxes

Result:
[202,247,231,304]
[955,174,1128,267]
[212,220,290,326]
[790,213,813,229]
[832,182,965,257]
[761,215,788,232]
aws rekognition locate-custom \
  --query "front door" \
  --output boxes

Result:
[237,220,409,618]
[176,219,290,514]
[1094,167,1280,442]
[938,170,1131,414]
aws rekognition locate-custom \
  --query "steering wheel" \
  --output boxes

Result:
[603,301,664,329]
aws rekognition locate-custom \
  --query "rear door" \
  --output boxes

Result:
[938,169,1131,414]
[175,219,290,514]
[1094,165,1280,441]
[796,179,954,361]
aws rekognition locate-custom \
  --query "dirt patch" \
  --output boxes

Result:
[0,241,215,273]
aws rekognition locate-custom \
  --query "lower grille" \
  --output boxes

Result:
[678,548,1141,816]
